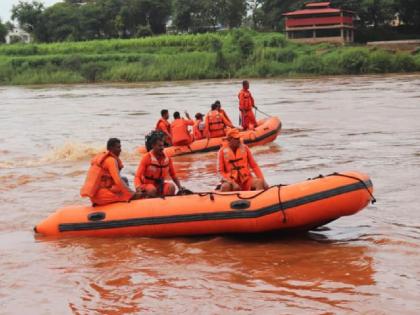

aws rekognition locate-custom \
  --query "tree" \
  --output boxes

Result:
[218,0,247,28]
[259,0,305,30]
[173,0,246,32]
[11,1,44,32]
[42,2,81,41]
[395,0,420,27]
[0,19,7,43]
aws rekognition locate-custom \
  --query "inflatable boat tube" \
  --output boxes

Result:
[35,171,374,238]
[139,116,281,157]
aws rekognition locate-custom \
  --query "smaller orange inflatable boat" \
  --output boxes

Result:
[34,171,375,238]
[138,116,281,157]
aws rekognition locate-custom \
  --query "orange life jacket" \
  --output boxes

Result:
[171,119,191,145]
[142,152,170,184]
[193,120,205,140]
[238,89,254,111]
[221,145,251,183]
[207,110,225,132]
[80,151,123,198]
[156,118,170,134]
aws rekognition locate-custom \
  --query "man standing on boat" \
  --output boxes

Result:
[135,132,184,197]
[238,80,257,130]
[80,138,142,205]
[156,109,172,145]
[218,129,268,191]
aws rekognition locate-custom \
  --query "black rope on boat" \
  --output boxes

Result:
[307,174,324,180]
[277,185,287,223]
[327,172,376,204]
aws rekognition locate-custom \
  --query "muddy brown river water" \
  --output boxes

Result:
[0,74,419,314]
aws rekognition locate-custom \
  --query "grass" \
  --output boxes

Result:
[0,30,419,85]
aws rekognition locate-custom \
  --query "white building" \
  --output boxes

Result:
[5,27,32,44]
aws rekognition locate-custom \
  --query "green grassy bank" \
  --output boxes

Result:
[1,30,420,85]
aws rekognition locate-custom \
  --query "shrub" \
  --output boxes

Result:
[320,52,342,75]
[340,48,369,74]
[80,62,106,82]
[393,53,416,72]
[136,26,153,38]
[294,55,323,74]
[367,50,394,73]
[62,55,82,70]
[238,34,255,58]
[276,48,297,62]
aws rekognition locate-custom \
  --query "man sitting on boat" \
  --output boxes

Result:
[170,111,194,146]
[238,80,257,130]
[214,100,233,126]
[80,138,142,205]
[155,109,172,146]
[205,103,234,138]
[193,113,205,141]
[218,129,268,191]
[135,132,184,197]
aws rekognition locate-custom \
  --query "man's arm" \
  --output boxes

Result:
[218,149,232,182]
[168,158,182,190]
[246,147,264,179]
[134,155,148,189]
[105,158,134,198]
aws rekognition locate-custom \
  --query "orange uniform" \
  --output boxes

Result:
[134,151,177,196]
[218,144,264,191]
[81,151,133,206]
[171,118,194,146]
[156,118,172,144]
[205,110,233,138]
[219,108,232,125]
[238,88,257,130]
[193,119,205,141]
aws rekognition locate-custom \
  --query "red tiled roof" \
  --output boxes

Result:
[283,8,341,16]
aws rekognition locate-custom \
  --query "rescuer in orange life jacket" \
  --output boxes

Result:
[193,112,205,141]
[205,103,234,138]
[155,109,172,145]
[170,111,194,146]
[218,129,269,192]
[134,132,185,197]
[80,138,143,206]
[213,100,232,126]
[238,80,257,130]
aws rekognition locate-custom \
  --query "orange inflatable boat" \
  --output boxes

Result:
[35,171,374,238]
[138,116,281,157]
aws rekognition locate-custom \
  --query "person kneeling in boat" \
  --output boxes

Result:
[205,103,234,139]
[171,111,194,146]
[218,129,268,192]
[135,132,184,197]
[156,109,172,146]
[80,138,142,206]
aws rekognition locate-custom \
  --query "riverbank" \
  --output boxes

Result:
[1,30,419,85]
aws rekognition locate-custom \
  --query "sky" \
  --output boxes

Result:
[1,0,60,23]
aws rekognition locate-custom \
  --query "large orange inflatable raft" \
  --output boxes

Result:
[34,171,374,238]
[138,116,281,157]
